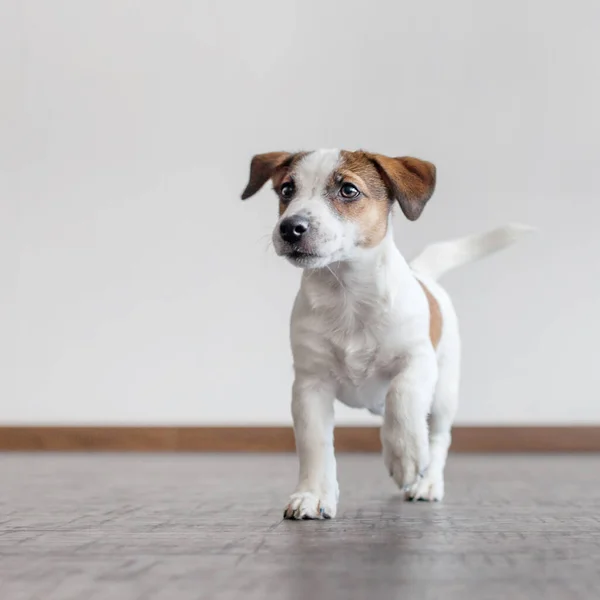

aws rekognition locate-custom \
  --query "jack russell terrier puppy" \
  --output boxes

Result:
[242,149,532,520]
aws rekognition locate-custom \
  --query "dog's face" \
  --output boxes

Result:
[242,149,436,268]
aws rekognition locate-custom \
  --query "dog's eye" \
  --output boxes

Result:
[280,182,295,200]
[340,183,360,199]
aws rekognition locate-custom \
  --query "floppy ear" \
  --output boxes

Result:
[241,152,292,200]
[370,155,436,220]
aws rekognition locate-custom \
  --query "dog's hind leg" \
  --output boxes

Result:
[409,330,460,502]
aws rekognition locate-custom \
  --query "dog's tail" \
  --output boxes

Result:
[409,223,535,281]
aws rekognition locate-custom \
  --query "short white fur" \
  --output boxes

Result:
[263,149,532,519]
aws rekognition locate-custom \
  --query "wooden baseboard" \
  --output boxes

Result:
[0,426,598,452]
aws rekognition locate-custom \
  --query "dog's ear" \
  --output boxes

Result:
[241,152,292,200]
[370,155,436,220]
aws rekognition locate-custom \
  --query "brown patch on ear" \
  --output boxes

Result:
[241,152,291,200]
[418,279,442,348]
[335,151,393,247]
[370,155,436,220]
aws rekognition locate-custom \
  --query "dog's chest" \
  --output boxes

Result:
[297,274,406,413]
[330,329,383,383]
[328,327,395,414]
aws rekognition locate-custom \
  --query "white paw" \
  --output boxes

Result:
[283,491,337,520]
[405,472,445,502]
[381,434,429,492]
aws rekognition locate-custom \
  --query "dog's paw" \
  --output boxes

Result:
[404,472,445,502]
[382,436,428,493]
[283,491,337,520]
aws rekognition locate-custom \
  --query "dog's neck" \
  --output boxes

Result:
[300,226,413,317]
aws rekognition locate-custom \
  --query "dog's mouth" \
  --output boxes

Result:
[288,250,317,259]
[284,249,324,266]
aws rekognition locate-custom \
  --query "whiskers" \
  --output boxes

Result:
[256,232,274,255]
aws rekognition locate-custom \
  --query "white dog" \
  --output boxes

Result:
[242,149,531,520]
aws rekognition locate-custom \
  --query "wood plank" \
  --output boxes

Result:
[3,454,600,598]
[0,426,598,452]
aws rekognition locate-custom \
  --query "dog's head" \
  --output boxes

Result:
[241,149,436,268]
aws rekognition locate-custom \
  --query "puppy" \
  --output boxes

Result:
[242,149,531,520]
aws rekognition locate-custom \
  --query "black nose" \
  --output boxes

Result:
[279,216,310,244]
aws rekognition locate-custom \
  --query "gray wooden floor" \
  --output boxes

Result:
[1,454,599,600]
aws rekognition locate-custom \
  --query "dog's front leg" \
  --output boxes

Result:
[381,349,437,498]
[284,376,338,520]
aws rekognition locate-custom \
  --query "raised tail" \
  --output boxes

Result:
[409,223,535,281]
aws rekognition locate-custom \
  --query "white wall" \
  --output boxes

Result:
[2,0,599,425]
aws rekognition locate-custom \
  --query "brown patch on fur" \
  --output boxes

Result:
[418,280,442,348]
[271,168,291,216]
[241,152,309,202]
[270,153,309,216]
[369,155,436,221]
[241,152,290,200]
[334,151,393,247]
